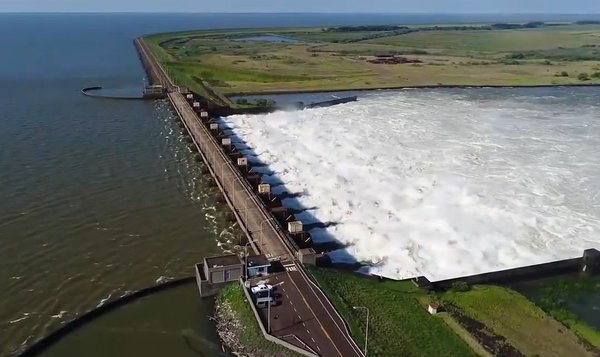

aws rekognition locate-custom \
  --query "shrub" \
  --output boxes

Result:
[507,52,526,59]
[578,72,591,81]
[592,71,600,79]
[451,281,471,292]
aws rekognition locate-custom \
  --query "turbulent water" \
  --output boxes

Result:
[222,88,600,280]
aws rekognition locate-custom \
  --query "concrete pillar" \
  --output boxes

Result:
[582,249,600,275]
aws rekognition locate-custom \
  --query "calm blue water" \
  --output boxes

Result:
[0,12,598,356]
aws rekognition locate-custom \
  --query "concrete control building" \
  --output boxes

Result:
[195,254,244,297]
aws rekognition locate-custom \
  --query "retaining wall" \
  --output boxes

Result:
[20,277,195,357]
[239,279,318,357]
[429,249,600,290]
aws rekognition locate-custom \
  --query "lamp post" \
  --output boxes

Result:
[353,306,369,356]
[244,240,255,281]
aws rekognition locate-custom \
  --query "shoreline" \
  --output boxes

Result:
[227,82,600,98]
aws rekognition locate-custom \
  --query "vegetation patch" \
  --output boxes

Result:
[215,283,300,356]
[144,22,600,108]
[513,275,600,349]
[440,285,597,357]
[309,267,476,356]
[446,305,523,357]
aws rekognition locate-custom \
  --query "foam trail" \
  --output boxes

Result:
[221,90,600,280]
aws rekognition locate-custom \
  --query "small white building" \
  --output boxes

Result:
[428,303,440,315]
[247,254,271,278]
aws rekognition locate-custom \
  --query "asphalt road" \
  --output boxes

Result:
[251,264,363,357]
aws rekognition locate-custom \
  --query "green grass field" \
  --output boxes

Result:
[513,276,600,349]
[309,267,477,356]
[441,285,596,356]
[144,22,600,106]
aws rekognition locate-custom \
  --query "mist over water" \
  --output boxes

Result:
[223,88,600,280]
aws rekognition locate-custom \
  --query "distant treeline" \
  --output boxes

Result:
[325,21,599,34]
[324,25,410,32]
[575,20,600,25]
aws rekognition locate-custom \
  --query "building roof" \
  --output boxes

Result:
[205,254,241,268]
[247,254,271,268]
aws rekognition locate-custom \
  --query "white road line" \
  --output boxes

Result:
[307,329,311,334]
[298,315,302,320]
[302,322,306,327]
[293,307,297,312]
[311,337,316,343]
[317,346,321,351]
[295,268,363,356]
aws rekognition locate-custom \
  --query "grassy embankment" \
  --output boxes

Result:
[514,275,600,349]
[309,267,478,356]
[441,285,597,357]
[310,267,599,356]
[144,22,600,108]
[216,283,300,356]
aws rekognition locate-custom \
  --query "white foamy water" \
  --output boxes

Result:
[221,89,600,280]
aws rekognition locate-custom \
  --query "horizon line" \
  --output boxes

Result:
[1,11,600,15]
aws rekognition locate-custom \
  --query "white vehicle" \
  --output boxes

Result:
[255,296,276,308]
[251,284,273,294]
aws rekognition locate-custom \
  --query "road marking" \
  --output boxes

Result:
[293,307,297,312]
[302,322,306,327]
[285,266,298,272]
[307,329,311,334]
[311,337,316,343]
[286,271,344,356]
[298,315,302,320]
[317,346,321,351]
[294,267,362,356]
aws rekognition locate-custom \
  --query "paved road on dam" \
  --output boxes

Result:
[169,90,363,357]
[136,37,363,356]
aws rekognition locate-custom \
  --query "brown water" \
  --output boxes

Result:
[42,283,227,357]
[0,14,242,356]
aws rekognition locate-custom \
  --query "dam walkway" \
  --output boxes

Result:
[135,37,363,357]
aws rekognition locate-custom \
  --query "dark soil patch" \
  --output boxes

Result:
[447,305,524,357]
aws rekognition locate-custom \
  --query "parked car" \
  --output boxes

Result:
[255,296,277,308]
[251,284,273,294]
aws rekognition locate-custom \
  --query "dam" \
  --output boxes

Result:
[134,37,363,357]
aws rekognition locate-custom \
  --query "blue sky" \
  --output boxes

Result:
[1,0,600,13]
